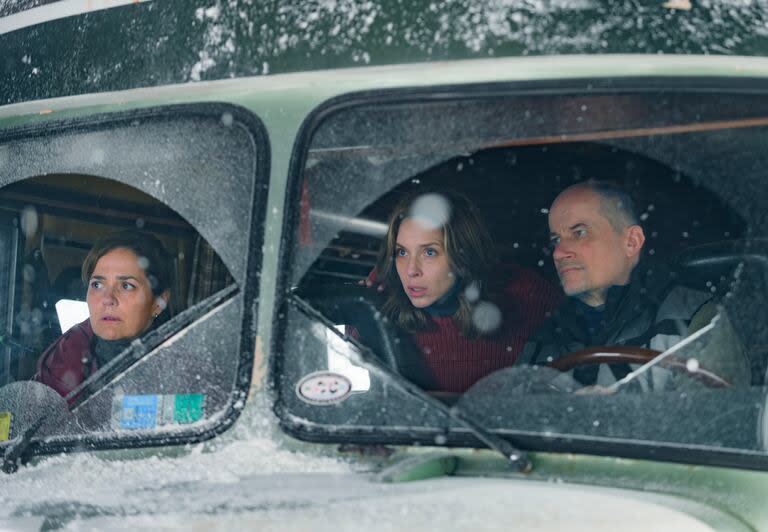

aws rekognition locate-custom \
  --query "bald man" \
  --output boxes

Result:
[517,181,749,387]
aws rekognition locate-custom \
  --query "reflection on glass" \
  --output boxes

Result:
[327,325,370,392]
[54,299,89,333]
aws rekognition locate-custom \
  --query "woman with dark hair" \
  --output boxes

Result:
[35,230,172,402]
[372,190,561,393]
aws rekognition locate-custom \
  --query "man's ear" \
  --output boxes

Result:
[625,225,645,258]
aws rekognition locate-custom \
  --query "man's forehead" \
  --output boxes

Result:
[548,188,604,230]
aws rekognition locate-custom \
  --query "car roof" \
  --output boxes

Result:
[4,54,768,123]
[3,1,768,105]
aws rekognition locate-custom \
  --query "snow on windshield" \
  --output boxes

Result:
[279,84,768,466]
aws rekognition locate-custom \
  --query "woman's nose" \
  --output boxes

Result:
[407,256,421,277]
[101,288,117,305]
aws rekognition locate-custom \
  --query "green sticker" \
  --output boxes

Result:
[173,394,205,424]
[0,411,11,441]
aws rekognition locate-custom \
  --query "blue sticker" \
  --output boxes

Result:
[118,394,158,430]
[112,393,208,430]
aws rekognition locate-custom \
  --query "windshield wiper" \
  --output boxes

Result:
[288,292,533,473]
[605,314,718,393]
[1,414,46,474]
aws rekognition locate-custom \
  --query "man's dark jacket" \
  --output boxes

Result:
[516,261,712,385]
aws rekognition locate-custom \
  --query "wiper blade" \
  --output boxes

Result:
[1,414,46,474]
[288,292,532,473]
[605,314,718,393]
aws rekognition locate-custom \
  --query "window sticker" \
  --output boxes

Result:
[296,371,353,406]
[112,394,206,431]
[0,412,10,441]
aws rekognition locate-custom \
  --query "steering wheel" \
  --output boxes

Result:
[547,345,730,388]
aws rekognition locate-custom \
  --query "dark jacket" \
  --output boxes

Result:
[517,261,713,385]
[34,319,96,404]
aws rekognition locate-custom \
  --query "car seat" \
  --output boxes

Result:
[676,239,768,385]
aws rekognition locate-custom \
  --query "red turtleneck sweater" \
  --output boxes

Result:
[410,264,561,393]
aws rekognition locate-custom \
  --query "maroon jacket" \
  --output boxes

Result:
[34,319,96,404]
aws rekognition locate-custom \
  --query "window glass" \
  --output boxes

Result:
[0,107,262,447]
[0,174,234,384]
[278,86,768,467]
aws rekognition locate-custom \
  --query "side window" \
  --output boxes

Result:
[0,106,265,449]
[275,86,768,468]
[2,174,233,385]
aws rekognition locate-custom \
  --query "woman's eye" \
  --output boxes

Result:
[89,280,102,289]
[424,247,437,257]
[395,248,407,258]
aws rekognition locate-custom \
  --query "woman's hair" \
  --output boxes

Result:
[81,230,173,297]
[376,189,499,337]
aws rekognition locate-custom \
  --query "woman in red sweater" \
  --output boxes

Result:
[35,230,172,403]
[372,190,561,393]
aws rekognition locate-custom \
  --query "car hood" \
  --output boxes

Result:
[73,474,727,531]
[0,436,737,531]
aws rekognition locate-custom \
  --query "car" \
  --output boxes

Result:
[2,1,768,529]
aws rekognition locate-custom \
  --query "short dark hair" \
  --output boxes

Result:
[584,180,640,232]
[81,230,173,296]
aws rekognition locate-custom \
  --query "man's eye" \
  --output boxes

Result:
[122,282,136,290]
[549,236,560,248]
[574,228,587,238]
[89,280,102,289]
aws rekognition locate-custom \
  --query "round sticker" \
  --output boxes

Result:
[296,371,353,405]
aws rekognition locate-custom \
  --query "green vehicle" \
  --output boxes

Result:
[2,1,768,529]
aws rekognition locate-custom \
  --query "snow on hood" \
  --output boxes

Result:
[3,470,719,531]
[0,399,723,530]
[0,434,353,526]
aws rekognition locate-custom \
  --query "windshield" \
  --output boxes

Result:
[275,80,768,469]
[0,105,264,456]
[3,1,768,105]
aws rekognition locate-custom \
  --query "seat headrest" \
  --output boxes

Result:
[675,239,768,291]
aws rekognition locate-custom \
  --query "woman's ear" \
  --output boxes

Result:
[153,290,170,316]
